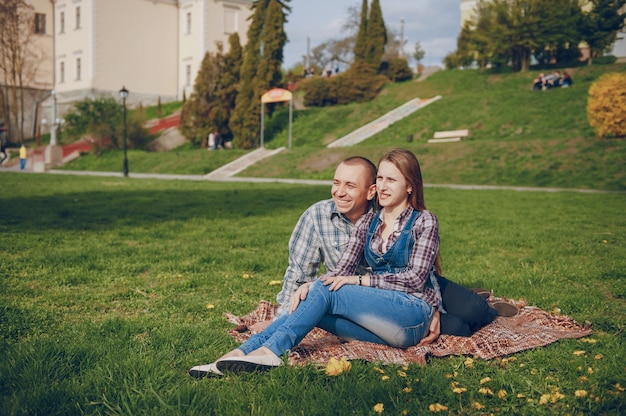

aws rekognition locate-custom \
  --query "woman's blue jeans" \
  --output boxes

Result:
[239,280,434,357]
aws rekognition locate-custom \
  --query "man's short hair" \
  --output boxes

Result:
[341,156,377,185]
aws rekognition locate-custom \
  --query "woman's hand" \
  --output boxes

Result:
[289,282,312,314]
[321,275,359,291]
[417,310,440,346]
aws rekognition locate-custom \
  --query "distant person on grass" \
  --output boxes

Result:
[189,150,516,378]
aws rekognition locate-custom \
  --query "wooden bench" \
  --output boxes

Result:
[428,129,470,143]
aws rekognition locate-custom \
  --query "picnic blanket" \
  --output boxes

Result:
[224,297,592,366]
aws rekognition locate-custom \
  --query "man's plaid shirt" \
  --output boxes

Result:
[275,199,370,317]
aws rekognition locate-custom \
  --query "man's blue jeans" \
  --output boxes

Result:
[239,280,434,357]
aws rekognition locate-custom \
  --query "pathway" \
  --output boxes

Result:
[327,96,442,148]
[204,147,286,180]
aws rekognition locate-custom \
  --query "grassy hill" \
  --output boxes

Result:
[65,63,626,191]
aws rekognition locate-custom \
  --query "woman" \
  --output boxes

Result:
[190,149,442,376]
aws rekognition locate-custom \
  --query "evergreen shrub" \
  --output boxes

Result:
[380,58,413,82]
[587,72,626,138]
[300,62,387,107]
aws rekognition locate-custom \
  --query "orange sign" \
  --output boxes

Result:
[261,88,292,103]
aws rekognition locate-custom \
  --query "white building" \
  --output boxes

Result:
[51,0,252,111]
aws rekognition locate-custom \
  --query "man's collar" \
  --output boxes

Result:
[330,199,377,224]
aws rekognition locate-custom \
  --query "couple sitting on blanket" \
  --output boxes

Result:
[189,149,518,378]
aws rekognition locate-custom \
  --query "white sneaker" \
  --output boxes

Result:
[189,362,223,378]
[216,353,283,373]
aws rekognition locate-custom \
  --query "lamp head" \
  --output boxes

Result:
[119,86,129,99]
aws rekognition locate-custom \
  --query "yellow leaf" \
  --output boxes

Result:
[573,350,586,356]
[428,403,448,412]
[373,403,384,413]
[206,304,215,309]
[479,387,494,396]
[269,280,282,286]
[325,358,345,376]
[575,390,588,397]
[471,401,485,410]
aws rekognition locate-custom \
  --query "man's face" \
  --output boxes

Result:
[331,163,376,223]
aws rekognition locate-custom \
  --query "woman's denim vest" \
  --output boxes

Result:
[364,210,435,291]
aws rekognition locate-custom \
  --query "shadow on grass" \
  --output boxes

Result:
[2,186,328,232]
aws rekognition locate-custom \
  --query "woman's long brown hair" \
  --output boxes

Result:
[379,149,443,275]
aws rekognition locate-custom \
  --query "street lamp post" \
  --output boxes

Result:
[50,90,58,146]
[119,86,129,177]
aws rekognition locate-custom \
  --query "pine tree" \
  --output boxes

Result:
[179,49,223,147]
[353,0,368,63]
[366,0,386,69]
[257,0,287,92]
[214,33,243,142]
[231,1,266,149]
[231,0,290,149]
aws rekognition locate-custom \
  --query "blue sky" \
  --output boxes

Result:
[282,0,462,69]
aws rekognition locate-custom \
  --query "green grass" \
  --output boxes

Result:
[1,173,624,415]
[142,100,183,120]
[60,63,626,191]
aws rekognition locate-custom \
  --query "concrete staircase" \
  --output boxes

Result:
[327,96,442,148]
[204,146,286,179]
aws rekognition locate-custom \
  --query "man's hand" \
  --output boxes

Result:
[289,282,312,314]
[417,310,441,346]
[249,320,271,333]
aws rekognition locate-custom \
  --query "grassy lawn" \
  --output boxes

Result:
[1,173,624,415]
[59,63,626,191]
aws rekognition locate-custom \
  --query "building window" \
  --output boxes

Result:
[34,13,46,34]
[224,8,238,34]
[186,12,192,34]
[185,64,191,86]
[59,11,65,33]
[59,62,65,83]
[75,6,81,29]
[76,58,81,80]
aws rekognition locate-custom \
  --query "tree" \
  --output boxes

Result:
[231,0,290,149]
[0,0,46,143]
[579,0,626,64]
[179,48,224,147]
[454,0,585,72]
[365,0,386,68]
[413,41,425,68]
[214,33,243,142]
[63,97,149,153]
[353,0,368,64]
[257,0,287,95]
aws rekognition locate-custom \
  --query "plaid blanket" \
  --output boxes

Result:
[224,297,592,366]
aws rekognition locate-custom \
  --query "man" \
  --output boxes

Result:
[254,156,514,341]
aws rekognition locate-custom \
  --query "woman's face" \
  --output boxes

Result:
[376,160,411,211]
